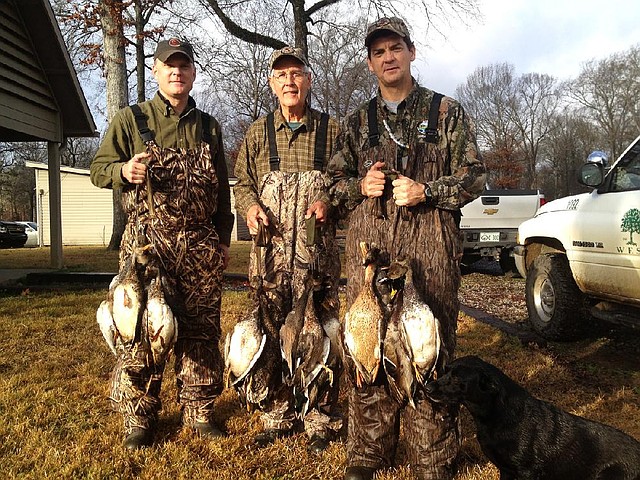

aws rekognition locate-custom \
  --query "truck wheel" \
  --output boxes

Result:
[499,249,519,277]
[526,253,585,340]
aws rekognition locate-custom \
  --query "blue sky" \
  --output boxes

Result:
[411,0,640,96]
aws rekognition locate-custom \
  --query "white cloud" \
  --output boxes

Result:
[411,0,640,97]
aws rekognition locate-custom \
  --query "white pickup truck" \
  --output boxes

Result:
[514,135,640,340]
[460,189,545,274]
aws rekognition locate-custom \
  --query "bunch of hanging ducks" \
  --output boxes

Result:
[342,242,442,406]
[96,243,178,365]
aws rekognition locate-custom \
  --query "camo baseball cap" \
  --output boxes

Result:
[269,46,309,70]
[365,17,412,47]
[154,38,194,63]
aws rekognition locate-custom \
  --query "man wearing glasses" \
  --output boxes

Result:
[233,46,342,453]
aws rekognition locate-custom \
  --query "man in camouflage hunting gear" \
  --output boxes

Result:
[90,38,234,449]
[233,46,342,453]
[327,18,486,480]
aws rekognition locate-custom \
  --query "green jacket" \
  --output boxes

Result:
[90,92,234,245]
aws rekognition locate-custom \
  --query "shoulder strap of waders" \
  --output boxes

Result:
[425,92,444,144]
[201,111,212,145]
[313,113,330,171]
[266,112,280,171]
[367,98,379,148]
[130,104,154,144]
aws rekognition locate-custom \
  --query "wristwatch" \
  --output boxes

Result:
[423,183,433,203]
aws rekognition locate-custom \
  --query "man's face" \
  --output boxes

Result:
[367,34,415,89]
[269,57,311,112]
[152,53,196,101]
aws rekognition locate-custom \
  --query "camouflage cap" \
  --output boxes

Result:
[269,46,309,70]
[154,38,194,63]
[365,17,411,47]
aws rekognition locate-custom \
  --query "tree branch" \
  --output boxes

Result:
[305,0,341,19]
[203,0,286,49]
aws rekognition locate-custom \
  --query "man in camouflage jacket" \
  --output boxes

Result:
[327,18,486,480]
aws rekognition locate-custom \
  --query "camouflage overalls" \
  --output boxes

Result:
[234,108,342,439]
[110,136,225,434]
[328,83,486,479]
[250,169,341,437]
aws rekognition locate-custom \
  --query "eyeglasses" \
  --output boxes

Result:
[271,70,308,84]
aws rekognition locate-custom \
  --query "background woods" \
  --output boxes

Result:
[1,0,639,234]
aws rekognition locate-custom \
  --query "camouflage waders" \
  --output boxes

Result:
[250,170,342,438]
[343,139,462,478]
[110,140,225,434]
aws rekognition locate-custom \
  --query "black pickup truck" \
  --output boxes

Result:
[0,220,28,248]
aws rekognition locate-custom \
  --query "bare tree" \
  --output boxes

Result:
[456,63,526,188]
[509,72,560,188]
[569,45,640,159]
[308,15,377,122]
[200,0,480,57]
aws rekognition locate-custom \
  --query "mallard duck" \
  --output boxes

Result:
[343,242,386,387]
[143,265,177,365]
[390,258,442,384]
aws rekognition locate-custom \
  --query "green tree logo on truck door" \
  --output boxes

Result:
[621,208,640,245]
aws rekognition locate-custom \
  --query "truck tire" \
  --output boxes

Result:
[525,253,585,340]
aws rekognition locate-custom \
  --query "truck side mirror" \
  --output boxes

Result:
[577,162,604,187]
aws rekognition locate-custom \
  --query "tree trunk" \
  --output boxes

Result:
[99,0,129,251]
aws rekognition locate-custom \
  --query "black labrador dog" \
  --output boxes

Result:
[425,355,640,480]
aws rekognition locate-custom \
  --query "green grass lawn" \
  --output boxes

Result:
[0,285,638,479]
[0,241,253,275]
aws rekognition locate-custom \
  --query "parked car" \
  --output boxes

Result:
[17,221,38,247]
[0,220,28,248]
[514,134,640,340]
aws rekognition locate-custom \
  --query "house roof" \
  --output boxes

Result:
[0,0,96,141]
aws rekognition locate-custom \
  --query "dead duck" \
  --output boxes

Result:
[292,275,333,416]
[388,258,442,384]
[143,264,177,366]
[96,299,117,356]
[225,278,282,411]
[99,244,150,350]
[343,242,386,387]
[381,284,417,407]
[279,279,312,385]
[224,279,268,389]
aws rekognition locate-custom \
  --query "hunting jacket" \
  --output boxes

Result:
[90,92,234,245]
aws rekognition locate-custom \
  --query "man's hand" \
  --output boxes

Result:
[122,153,150,184]
[246,203,269,235]
[219,244,230,270]
[306,201,328,223]
[392,174,427,207]
[361,161,386,198]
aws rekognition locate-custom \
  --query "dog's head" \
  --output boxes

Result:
[424,355,505,418]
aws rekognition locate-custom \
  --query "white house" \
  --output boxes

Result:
[27,161,249,246]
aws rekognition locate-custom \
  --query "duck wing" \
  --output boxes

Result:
[96,300,118,356]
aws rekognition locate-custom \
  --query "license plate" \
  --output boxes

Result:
[480,232,500,242]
